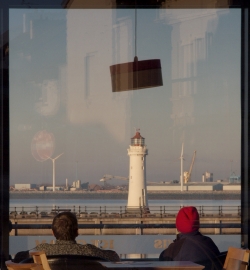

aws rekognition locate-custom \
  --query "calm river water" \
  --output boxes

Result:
[10,199,241,214]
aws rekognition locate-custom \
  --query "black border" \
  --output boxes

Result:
[241,0,250,250]
[0,1,249,269]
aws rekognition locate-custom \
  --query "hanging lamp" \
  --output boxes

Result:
[110,9,163,92]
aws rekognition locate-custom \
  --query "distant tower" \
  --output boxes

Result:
[127,130,149,212]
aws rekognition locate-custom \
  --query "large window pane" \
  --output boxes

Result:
[9,7,241,257]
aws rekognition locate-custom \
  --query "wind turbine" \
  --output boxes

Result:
[180,143,184,192]
[48,153,63,192]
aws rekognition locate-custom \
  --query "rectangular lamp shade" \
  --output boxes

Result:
[110,59,163,92]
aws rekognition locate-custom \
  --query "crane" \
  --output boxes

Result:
[100,174,129,183]
[184,151,196,183]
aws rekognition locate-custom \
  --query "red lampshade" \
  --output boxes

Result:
[110,56,163,92]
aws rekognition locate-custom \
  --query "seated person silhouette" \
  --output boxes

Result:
[14,211,119,262]
[159,206,221,269]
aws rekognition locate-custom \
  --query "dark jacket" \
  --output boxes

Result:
[159,231,220,268]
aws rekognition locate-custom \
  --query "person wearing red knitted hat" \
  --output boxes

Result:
[176,206,200,233]
[159,206,221,270]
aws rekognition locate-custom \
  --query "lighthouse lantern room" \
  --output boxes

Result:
[127,130,149,213]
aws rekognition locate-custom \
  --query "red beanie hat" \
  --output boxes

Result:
[176,206,200,233]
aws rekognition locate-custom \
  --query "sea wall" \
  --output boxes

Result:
[10,191,241,200]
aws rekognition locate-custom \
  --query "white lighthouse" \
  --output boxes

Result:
[127,130,149,212]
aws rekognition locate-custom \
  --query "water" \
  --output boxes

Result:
[10,199,241,215]
[10,198,241,207]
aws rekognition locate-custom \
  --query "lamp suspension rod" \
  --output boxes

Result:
[135,7,137,57]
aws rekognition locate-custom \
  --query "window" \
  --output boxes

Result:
[1,0,249,265]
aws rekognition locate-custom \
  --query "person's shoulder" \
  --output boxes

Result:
[198,233,217,243]
[159,237,185,261]
[77,243,98,250]
[202,235,220,248]
[186,232,215,243]
[35,243,51,250]
[189,232,220,253]
[75,243,109,253]
[76,243,120,261]
[36,243,50,248]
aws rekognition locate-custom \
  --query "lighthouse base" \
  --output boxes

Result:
[126,206,150,214]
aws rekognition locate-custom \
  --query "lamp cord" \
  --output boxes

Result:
[135,8,137,57]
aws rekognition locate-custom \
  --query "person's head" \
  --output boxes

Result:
[175,206,200,233]
[52,212,78,240]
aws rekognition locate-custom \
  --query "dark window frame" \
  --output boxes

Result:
[0,0,249,268]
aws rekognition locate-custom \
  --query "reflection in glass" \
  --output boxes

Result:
[9,8,241,192]
[9,7,241,252]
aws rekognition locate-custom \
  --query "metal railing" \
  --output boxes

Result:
[9,205,241,218]
[11,222,241,236]
[12,223,241,229]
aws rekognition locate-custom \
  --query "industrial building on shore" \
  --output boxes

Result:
[147,181,240,191]
[12,181,240,192]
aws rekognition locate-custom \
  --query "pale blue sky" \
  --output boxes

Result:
[9,8,241,186]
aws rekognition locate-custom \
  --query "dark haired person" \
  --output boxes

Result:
[14,212,120,262]
[159,206,221,269]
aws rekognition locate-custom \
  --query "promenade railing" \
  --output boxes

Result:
[10,222,241,236]
[9,205,241,218]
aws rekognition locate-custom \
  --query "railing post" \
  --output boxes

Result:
[219,206,222,216]
[15,222,17,236]
[160,206,162,218]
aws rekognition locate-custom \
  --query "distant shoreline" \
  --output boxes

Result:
[10,191,240,200]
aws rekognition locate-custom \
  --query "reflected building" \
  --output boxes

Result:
[160,8,240,180]
[66,9,132,141]
[162,9,222,135]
